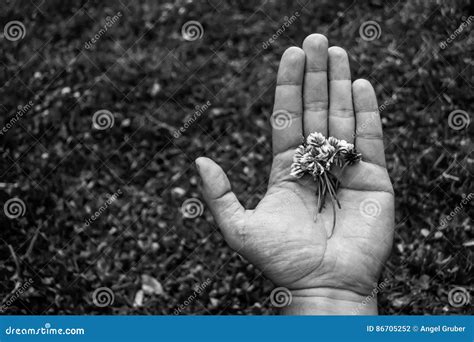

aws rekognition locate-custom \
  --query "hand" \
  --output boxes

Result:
[196,34,394,314]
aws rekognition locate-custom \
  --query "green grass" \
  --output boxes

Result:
[0,0,472,314]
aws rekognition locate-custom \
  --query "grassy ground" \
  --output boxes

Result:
[0,0,472,314]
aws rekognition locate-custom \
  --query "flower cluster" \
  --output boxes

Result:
[290,132,361,180]
[290,132,361,228]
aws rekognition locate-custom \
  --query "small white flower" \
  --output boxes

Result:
[290,163,305,178]
[338,139,355,152]
[311,161,325,177]
[306,132,326,147]
[293,145,306,163]
[312,142,335,161]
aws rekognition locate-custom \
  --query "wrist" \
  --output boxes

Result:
[280,288,378,315]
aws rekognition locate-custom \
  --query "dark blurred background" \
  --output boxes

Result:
[0,0,472,314]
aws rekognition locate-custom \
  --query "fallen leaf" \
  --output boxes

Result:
[133,289,144,307]
[141,274,164,295]
[463,240,474,247]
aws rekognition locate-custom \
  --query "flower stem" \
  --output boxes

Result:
[314,179,321,221]
[323,172,339,230]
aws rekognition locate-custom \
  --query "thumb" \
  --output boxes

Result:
[196,157,246,249]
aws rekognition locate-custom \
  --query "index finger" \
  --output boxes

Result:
[271,47,305,155]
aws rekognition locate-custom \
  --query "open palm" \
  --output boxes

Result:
[197,34,394,308]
